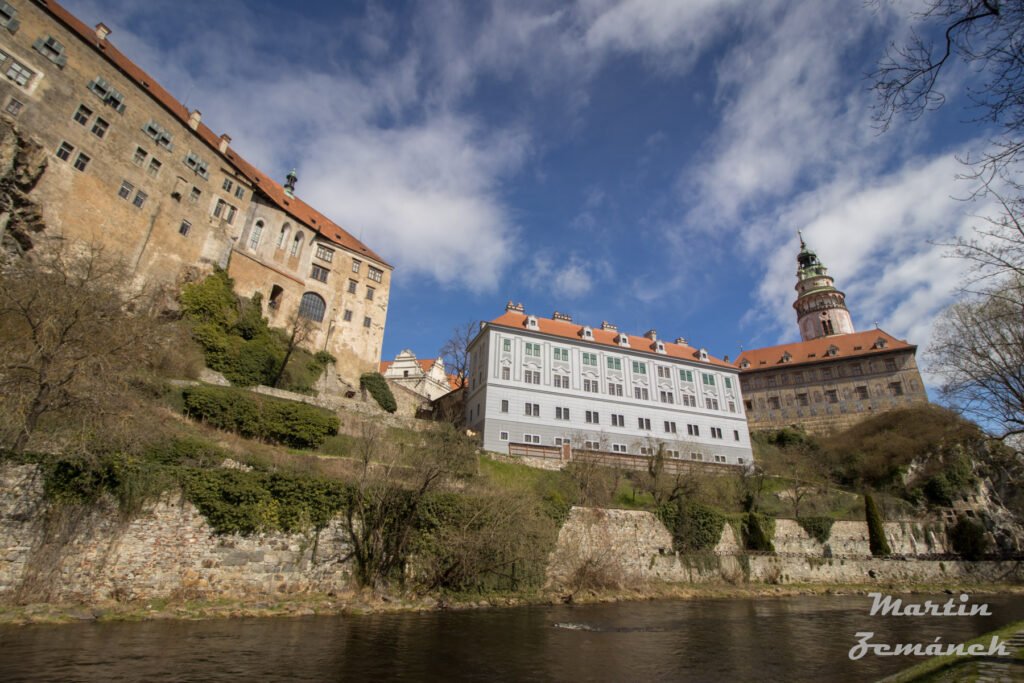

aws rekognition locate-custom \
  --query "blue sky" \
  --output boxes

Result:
[64,0,996,391]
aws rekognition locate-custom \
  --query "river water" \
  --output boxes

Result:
[0,593,1021,681]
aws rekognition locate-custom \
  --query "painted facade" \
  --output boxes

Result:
[466,303,754,466]
[379,350,458,401]
[735,238,928,433]
[0,0,390,381]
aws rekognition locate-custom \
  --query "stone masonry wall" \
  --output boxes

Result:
[0,464,352,603]
[548,506,1020,588]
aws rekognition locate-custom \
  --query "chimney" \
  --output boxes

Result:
[95,23,111,41]
[218,133,231,153]
[552,311,572,322]
[505,301,517,312]
[723,354,730,364]
[674,336,688,346]
[644,329,657,341]
[600,321,618,332]
[188,109,201,130]
[514,302,524,313]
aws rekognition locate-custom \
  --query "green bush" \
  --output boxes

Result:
[656,500,727,552]
[182,385,339,449]
[360,372,397,413]
[797,515,834,544]
[865,493,891,556]
[742,512,775,552]
[948,515,990,560]
[923,473,955,506]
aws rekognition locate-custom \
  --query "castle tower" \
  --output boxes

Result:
[793,232,854,341]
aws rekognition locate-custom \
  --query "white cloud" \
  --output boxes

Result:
[528,254,601,298]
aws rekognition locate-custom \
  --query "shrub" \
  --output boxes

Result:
[182,385,339,449]
[656,500,727,552]
[865,493,891,556]
[923,473,955,506]
[742,512,775,552]
[797,515,834,544]
[948,516,990,560]
[360,372,397,413]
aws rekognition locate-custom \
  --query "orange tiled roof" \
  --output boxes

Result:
[379,357,439,374]
[42,0,389,268]
[487,312,734,368]
[733,329,915,371]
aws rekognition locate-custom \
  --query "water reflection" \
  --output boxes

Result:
[0,593,1020,681]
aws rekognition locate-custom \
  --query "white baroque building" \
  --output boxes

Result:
[465,304,754,466]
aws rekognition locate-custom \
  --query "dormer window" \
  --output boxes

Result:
[781,352,792,363]
[615,333,629,347]
[826,344,839,357]
[873,337,888,349]
[740,359,750,370]
[580,325,593,340]
[33,35,67,68]
[0,3,20,33]
[653,340,666,354]
[525,315,539,330]
[697,348,709,361]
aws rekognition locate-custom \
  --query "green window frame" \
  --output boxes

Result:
[607,357,622,371]
[724,377,732,389]
[582,352,597,366]
[680,369,693,382]
[503,339,511,352]
[553,347,568,362]
[702,372,715,386]
[632,360,647,375]
[525,342,541,357]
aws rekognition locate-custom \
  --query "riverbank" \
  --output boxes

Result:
[2,581,1022,626]
[880,617,1024,682]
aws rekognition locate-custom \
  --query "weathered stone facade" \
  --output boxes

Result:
[0,0,391,384]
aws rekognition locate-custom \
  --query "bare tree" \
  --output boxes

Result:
[0,247,170,454]
[272,307,315,388]
[927,275,1024,438]
[440,319,477,389]
[871,0,1024,180]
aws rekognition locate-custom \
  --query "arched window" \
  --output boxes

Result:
[297,291,326,323]
[290,232,304,257]
[249,220,264,250]
[276,222,291,249]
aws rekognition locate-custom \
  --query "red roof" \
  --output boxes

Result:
[734,329,915,371]
[42,0,389,267]
[378,357,461,391]
[486,312,734,368]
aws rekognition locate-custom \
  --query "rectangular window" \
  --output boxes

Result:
[607,357,622,371]
[637,417,651,430]
[34,35,66,65]
[117,180,133,199]
[90,118,108,138]
[851,364,862,376]
[724,377,732,389]
[73,153,90,171]
[583,379,599,393]
[363,316,372,328]
[796,393,809,406]
[368,266,383,282]
[555,407,570,420]
[612,444,627,453]
[608,382,623,396]
[352,258,362,273]
[611,414,624,427]
[144,158,161,178]
[189,187,201,204]
[889,382,904,396]
[664,421,677,433]
[182,150,209,178]
[585,410,599,424]
[855,386,869,400]
[132,190,147,208]
[501,367,510,380]
[660,391,674,404]
[822,368,833,379]
[73,104,92,125]
[728,401,736,413]
[5,97,22,115]
[234,185,245,200]
[633,387,649,400]
[553,347,569,362]
[222,178,233,192]
[56,141,74,161]
[702,373,715,386]
[582,352,597,366]
[2,50,34,86]
[342,310,352,322]
[734,430,740,441]
[885,359,897,372]
[503,339,511,352]
[768,396,781,409]
[315,245,334,262]
[348,279,357,294]
[679,369,694,383]
[311,264,329,282]
[825,390,839,403]
[711,427,723,439]
[500,399,508,413]
[366,287,375,300]
[500,431,509,441]
[524,370,540,384]
[657,366,670,379]
[525,403,539,416]
[706,397,719,410]
[553,374,569,388]
[524,342,538,357]
[132,147,147,166]
[178,219,191,236]
[632,360,646,374]
[687,424,699,437]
